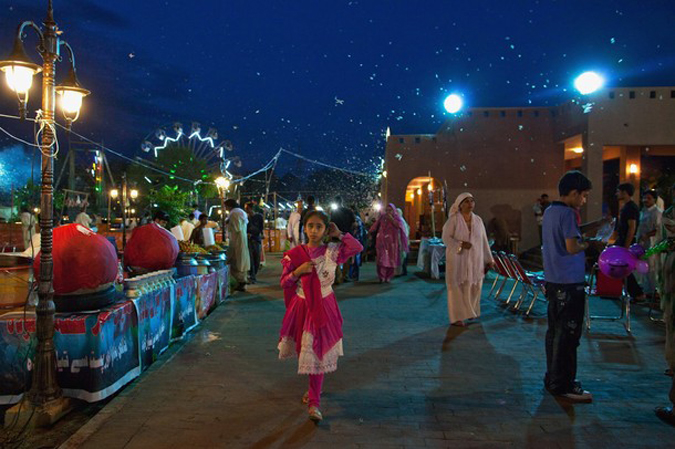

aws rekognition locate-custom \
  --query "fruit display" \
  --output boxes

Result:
[179,241,208,254]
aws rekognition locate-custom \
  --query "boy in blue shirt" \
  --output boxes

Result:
[542,171,593,403]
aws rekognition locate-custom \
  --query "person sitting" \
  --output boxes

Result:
[190,215,209,246]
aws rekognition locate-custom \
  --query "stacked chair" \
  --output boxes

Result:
[487,251,546,317]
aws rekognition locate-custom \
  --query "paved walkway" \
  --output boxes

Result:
[63,255,673,448]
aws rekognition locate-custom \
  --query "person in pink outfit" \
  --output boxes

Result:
[369,203,409,283]
[278,210,363,423]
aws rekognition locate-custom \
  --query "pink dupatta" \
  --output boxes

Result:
[282,244,330,358]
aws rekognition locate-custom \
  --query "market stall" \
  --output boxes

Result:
[0,222,229,405]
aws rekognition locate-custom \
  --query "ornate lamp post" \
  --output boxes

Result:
[215,176,231,242]
[1,0,90,427]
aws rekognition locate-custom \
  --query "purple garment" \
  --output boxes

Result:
[369,205,409,269]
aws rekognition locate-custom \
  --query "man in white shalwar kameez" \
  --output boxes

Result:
[20,207,37,253]
[636,190,662,295]
[287,201,303,248]
[442,193,495,326]
[225,199,251,292]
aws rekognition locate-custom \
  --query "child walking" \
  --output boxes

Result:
[278,210,363,422]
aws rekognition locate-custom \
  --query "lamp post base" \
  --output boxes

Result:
[4,396,72,429]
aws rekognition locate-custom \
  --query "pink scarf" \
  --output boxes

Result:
[282,244,330,358]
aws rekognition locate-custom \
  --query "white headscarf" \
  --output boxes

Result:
[450,192,474,215]
[442,192,491,286]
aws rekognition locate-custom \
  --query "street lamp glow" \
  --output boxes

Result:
[58,89,84,114]
[374,202,382,212]
[574,71,604,95]
[130,189,139,199]
[110,189,119,199]
[443,93,463,114]
[330,202,338,211]
[3,65,35,94]
[215,176,231,190]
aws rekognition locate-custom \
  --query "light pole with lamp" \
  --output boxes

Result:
[573,71,605,221]
[0,0,91,427]
[215,176,231,243]
[108,188,119,236]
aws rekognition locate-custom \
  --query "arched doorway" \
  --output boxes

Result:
[404,176,443,239]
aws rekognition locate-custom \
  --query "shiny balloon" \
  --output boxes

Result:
[629,243,646,259]
[598,245,637,280]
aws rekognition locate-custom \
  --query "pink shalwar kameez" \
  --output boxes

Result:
[278,233,363,408]
[369,205,409,282]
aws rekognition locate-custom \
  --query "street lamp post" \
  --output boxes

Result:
[108,188,119,236]
[0,0,90,427]
[215,177,231,243]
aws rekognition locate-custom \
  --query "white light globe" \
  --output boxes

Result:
[5,66,34,94]
[443,94,463,114]
[574,72,604,95]
[330,203,338,211]
[59,90,85,114]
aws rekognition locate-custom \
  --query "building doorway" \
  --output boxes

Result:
[404,176,443,239]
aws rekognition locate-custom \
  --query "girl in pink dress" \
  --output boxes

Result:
[278,210,363,422]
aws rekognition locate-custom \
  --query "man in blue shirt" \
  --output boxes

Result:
[542,171,592,403]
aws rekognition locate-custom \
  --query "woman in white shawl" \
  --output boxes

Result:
[442,193,495,326]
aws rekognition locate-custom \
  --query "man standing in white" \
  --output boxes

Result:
[225,199,251,292]
[287,200,303,249]
[20,207,36,252]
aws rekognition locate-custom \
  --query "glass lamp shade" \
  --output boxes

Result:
[130,189,139,199]
[3,65,36,94]
[110,189,119,198]
[58,89,84,114]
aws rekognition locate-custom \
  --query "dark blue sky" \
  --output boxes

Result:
[1,0,675,180]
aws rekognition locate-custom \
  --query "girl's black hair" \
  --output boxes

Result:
[303,209,329,226]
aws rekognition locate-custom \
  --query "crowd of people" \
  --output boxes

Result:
[273,177,675,425]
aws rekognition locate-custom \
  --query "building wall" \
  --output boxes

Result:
[385,108,563,251]
[385,88,675,252]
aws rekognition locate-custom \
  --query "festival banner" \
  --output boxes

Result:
[196,272,218,319]
[0,299,141,404]
[132,287,173,370]
[172,275,198,340]
[216,267,229,304]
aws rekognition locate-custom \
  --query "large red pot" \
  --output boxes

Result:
[33,224,118,296]
[124,223,179,272]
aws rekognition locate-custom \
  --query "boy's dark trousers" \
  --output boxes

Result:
[544,282,586,394]
[248,240,262,282]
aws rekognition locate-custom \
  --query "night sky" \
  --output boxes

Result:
[1,0,675,188]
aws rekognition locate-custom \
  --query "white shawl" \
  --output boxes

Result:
[442,193,493,286]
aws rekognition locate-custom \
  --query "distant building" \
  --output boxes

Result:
[383,87,675,251]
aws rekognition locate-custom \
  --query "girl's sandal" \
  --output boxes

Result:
[308,406,323,423]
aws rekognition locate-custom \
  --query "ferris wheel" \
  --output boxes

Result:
[140,121,240,179]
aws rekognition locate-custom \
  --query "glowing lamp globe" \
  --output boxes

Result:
[330,203,338,211]
[443,94,463,114]
[215,176,231,190]
[0,37,42,94]
[55,66,90,120]
[574,71,604,95]
[4,65,36,93]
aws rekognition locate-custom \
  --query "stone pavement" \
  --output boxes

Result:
[62,255,674,448]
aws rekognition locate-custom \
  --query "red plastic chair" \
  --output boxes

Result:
[506,254,546,316]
